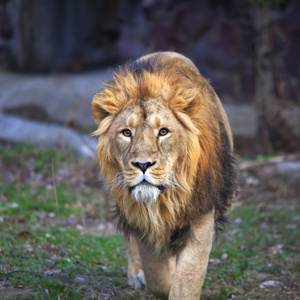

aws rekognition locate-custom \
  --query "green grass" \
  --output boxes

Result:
[203,205,300,299]
[0,183,128,299]
[0,183,83,220]
[0,143,66,169]
[0,144,299,299]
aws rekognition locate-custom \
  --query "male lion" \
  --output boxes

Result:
[92,52,236,299]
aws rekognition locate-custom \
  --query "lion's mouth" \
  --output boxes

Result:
[128,180,165,193]
[128,180,166,202]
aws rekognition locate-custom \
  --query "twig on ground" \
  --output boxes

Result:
[51,159,63,259]
[239,153,300,170]
[52,159,60,220]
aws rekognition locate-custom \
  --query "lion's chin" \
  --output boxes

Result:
[131,183,161,203]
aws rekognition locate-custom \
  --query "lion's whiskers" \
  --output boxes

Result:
[161,171,189,193]
[106,172,126,187]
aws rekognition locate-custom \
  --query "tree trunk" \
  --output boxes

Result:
[252,2,300,154]
[253,3,275,154]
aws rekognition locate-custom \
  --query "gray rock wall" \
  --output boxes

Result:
[0,0,299,104]
[117,0,300,104]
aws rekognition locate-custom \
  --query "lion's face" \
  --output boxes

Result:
[106,98,186,202]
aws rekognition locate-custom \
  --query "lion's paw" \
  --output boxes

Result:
[128,269,146,290]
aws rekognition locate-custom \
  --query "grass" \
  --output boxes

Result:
[204,205,300,299]
[1,224,127,298]
[0,183,83,220]
[0,144,299,299]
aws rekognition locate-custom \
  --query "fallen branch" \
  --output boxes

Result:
[239,153,300,170]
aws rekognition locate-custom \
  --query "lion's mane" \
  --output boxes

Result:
[92,53,236,254]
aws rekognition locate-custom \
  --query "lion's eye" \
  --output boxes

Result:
[159,128,169,136]
[122,129,131,137]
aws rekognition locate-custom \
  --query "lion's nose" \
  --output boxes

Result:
[132,161,156,173]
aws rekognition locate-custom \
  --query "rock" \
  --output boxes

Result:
[221,253,228,260]
[233,218,242,224]
[276,161,300,172]
[0,68,111,127]
[224,105,257,137]
[0,112,97,158]
[285,224,297,230]
[192,20,255,102]
[193,22,245,73]
[268,244,284,255]
[259,280,283,289]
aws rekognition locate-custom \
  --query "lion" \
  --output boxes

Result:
[91,52,236,299]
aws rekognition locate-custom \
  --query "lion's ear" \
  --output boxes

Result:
[183,95,201,118]
[168,86,200,113]
[181,79,211,120]
[91,90,120,126]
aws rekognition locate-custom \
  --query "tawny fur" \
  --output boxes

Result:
[92,52,236,298]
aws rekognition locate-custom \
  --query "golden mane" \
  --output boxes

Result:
[92,53,236,254]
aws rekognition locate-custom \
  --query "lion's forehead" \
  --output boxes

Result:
[117,99,174,129]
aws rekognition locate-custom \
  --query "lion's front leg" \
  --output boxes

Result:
[169,211,214,300]
[137,242,174,300]
[125,234,146,289]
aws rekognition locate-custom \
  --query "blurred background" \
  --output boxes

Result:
[0,0,299,156]
[0,1,300,299]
